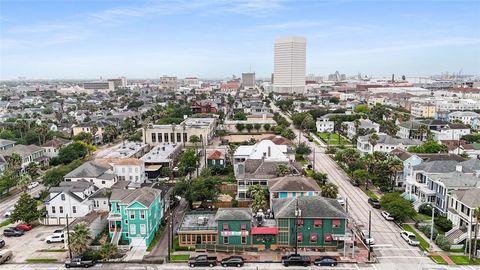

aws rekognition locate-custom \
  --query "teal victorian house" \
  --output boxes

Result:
[108,187,162,248]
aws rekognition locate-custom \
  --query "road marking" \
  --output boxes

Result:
[377,256,428,259]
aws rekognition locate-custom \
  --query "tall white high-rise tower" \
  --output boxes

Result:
[273,36,306,94]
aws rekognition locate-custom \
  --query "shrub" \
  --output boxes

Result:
[419,225,438,240]
[231,200,238,208]
[434,216,453,232]
[435,234,451,251]
[418,203,433,216]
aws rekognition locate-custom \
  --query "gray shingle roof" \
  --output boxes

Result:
[458,158,480,172]
[429,172,480,188]
[215,208,252,221]
[268,176,321,192]
[0,144,43,158]
[359,134,421,146]
[64,161,112,179]
[110,187,160,208]
[450,189,480,208]
[413,160,460,173]
[272,196,347,219]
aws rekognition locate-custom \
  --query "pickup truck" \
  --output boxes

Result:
[64,257,96,268]
[188,255,217,268]
[281,254,311,267]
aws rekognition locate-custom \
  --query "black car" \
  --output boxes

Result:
[221,256,244,267]
[351,180,360,186]
[368,198,381,209]
[314,257,338,267]
[3,228,23,237]
[188,255,217,268]
[64,257,96,268]
[0,239,5,248]
[281,254,311,267]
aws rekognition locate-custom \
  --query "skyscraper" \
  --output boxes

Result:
[242,72,255,88]
[273,36,306,94]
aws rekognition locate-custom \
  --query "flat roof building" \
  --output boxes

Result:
[273,36,306,94]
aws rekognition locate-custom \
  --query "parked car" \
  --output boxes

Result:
[336,195,345,206]
[27,181,39,189]
[3,208,14,218]
[360,230,375,245]
[52,229,64,236]
[64,257,96,268]
[281,254,311,267]
[188,255,217,268]
[33,193,41,200]
[0,249,12,264]
[46,233,64,243]
[314,256,338,267]
[368,198,381,209]
[400,231,420,246]
[221,256,245,267]
[3,228,23,237]
[0,239,5,249]
[381,211,394,221]
[16,223,32,231]
[350,180,360,187]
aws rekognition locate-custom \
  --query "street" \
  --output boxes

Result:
[270,104,434,267]
[0,184,43,223]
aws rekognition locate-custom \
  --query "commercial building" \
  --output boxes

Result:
[140,143,182,179]
[411,103,436,118]
[242,73,256,89]
[160,76,177,91]
[83,81,115,92]
[273,36,306,94]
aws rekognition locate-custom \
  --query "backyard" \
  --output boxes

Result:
[316,132,351,145]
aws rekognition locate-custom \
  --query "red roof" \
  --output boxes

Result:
[251,227,278,235]
[207,150,223,160]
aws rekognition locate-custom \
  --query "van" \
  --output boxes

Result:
[0,249,12,264]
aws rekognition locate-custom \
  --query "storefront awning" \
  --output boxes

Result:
[251,227,279,235]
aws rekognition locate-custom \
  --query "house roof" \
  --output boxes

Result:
[64,160,112,179]
[268,176,321,192]
[207,150,224,160]
[110,187,161,208]
[413,160,460,173]
[359,134,421,146]
[42,138,71,148]
[429,172,480,188]
[0,144,44,158]
[272,196,347,219]
[96,158,143,166]
[261,135,291,145]
[440,140,474,151]
[215,208,252,221]
[0,139,15,148]
[441,123,470,130]
[450,189,480,209]
[458,158,480,172]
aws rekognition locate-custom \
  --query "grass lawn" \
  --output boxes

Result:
[0,219,12,228]
[360,186,379,200]
[317,132,351,145]
[430,255,447,265]
[401,224,429,251]
[26,258,58,263]
[413,213,432,222]
[169,254,190,262]
[449,255,480,265]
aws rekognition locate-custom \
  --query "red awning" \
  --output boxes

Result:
[310,233,317,242]
[314,219,322,226]
[297,233,303,241]
[251,227,279,235]
[324,233,333,242]
[223,224,229,230]
[332,219,341,226]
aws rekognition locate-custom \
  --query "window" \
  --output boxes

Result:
[183,133,188,143]
[164,133,169,142]
[240,224,246,230]
[297,219,304,227]
[129,168,132,173]
[72,206,77,214]
[314,219,322,228]
[130,211,135,219]
[151,133,156,143]
[124,220,128,224]
[332,219,341,228]
[125,233,129,238]
[51,206,56,214]
[61,194,65,201]
[102,180,105,184]
[223,236,229,244]
[140,224,146,234]
[59,206,63,214]
[135,176,139,181]
[140,210,145,219]
[297,233,303,243]
[158,133,162,143]
[170,133,175,143]
[130,224,136,234]
[223,224,229,231]
[241,236,247,244]
[177,133,181,143]
[310,233,317,243]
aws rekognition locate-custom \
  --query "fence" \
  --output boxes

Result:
[196,244,258,253]
[220,184,237,193]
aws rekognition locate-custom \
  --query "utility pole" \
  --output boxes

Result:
[171,211,175,251]
[294,198,301,255]
[312,150,316,171]
[66,214,72,260]
[368,211,372,262]
[167,213,171,263]
[345,198,348,213]
[429,204,434,251]
[468,213,473,260]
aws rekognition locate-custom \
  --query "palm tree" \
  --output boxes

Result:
[321,183,338,199]
[69,222,92,255]
[90,124,98,144]
[26,162,39,179]
[6,153,22,175]
[369,133,379,152]
[16,173,32,192]
[35,123,49,145]
[473,207,480,259]
[387,157,403,191]
[15,120,29,139]
[276,164,290,177]
[247,185,267,212]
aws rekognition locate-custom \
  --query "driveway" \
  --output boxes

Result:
[2,225,66,263]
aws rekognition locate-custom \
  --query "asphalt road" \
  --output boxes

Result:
[0,184,44,223]
[270,104,434,267]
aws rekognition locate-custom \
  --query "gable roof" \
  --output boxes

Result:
[64,160,112,179]
[110,187,160,208]
[273,196,347,219]
[450,189,480,208]
[42,138,71,148]
[268,176,321,192]
[215,208,252,221]
[429,172,480,188]
[207,150,224,160]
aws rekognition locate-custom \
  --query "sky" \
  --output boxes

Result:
[1,0,479,80]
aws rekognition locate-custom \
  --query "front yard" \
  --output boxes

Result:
[316,132,351,145]
[449,255,480,265]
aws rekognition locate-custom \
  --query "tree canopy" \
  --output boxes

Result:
[11,193,39,223]
[380,192,415,222]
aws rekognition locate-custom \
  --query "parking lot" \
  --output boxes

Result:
[2,224,67,263]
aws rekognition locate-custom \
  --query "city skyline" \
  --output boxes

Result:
[1,0,479,79]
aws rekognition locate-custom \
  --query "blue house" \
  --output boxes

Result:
[268,176,321,207]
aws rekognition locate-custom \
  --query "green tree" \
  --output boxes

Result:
[11,193,39,223]
[254,123,261,132]
[473,207,480,258]
[99,242,118,260]
[173,175,221,205]
[0,170,18,194]
[380,192,415,222]
[235,123,245,132]
[247,184,267,213]
[354,104,370,114]
[245,123,253,133]
[409,140,448,153]
[72,132,93,144]
[281,129,296,141]
[233,112,247,120]
[178,149,199,177]
[6,152,22,174]
[296,142,311,155]
[16,173,32,192]
[321,183,338,199]
[263,123,271,131]
[352,169,369,187]
[69,223,92,255]
[311,172,328,185]
[55,142,88,165]
[276,164,290,177]
[26,162,39,179]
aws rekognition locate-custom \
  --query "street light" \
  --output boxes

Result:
[429,203,435,251]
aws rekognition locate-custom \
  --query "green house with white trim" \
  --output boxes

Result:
[108,187,162,248]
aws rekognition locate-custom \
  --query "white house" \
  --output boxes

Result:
[446,189,480,245]
[345,119,380,139]
[432,123,471,141]
[42,138,72,158]
[357,133,422,154]
[448,111,480,129]
[45,181,96,225]
[64,160,117,189]
[316,117,334,133]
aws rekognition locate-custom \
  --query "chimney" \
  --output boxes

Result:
[268,146,271,157]
[455,164,462,172]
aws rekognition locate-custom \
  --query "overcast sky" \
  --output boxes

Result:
[1,0,479,80]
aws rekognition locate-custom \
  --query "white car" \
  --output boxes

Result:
[400,231,420,246]
[3,207,14,218]
[381,211,394,221]
[360,230,375,245]
[27,181,39,189]
[46,233,64,244]
[336,195,345,206]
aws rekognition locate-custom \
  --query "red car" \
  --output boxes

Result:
[16,223,32,231]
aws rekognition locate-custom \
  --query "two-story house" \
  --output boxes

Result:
[448,111,480,129]
[42,138,72,158]
[0,144,47,169]
[344,119,380,139]
[357,133,421,154]
[108,187,162,248]
[268,176,321,206]
[446,189,480,245]
[432,123,471,141]
[0,139,15,151]
[206,149,227,168]
[64,160,117,189]
[97,158,146,187]
[316,117,334,133]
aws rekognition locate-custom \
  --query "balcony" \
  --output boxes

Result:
[107,212,122,221]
